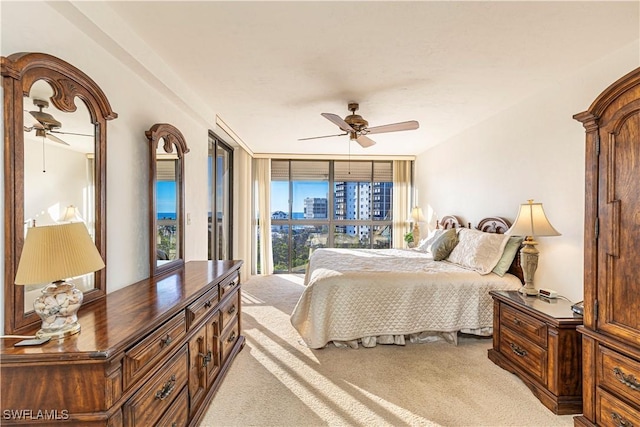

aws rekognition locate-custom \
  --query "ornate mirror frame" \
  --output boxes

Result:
[2,52,117,334]
[146,123,189,276]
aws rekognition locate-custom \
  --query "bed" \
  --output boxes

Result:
[290,216,525,349]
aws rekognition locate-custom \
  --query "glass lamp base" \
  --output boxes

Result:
[33,281,83,340]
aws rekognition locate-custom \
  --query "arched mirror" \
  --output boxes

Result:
[146,124,189,276]
[2,52,117,334]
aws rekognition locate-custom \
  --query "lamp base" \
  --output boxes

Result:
[33,281,83,340]
[519,238,540,296]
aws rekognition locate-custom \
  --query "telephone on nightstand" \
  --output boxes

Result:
[571,300,584,316]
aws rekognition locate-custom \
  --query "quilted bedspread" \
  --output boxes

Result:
[290,248,522,348]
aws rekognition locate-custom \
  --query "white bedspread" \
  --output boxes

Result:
[290,248,521,349]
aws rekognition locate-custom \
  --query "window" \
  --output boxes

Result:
[270,160,393,273]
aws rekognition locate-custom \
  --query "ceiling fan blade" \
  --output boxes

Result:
[356,135,376,148]
[45,133,70,146]
[365,120,419,135]
[298,132,348,141]
[321,113,355,132]
[24,110,44,129]
[50,129,94,137]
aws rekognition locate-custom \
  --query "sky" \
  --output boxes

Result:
[271,181,329,213]
[157,181,176,213]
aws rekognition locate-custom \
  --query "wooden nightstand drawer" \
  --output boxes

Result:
[500,326,547,383]
[501,304,547,348]
[124,312,186,389]
[597,345,640,407]
[596,388,640,427]
[124,344,189,427]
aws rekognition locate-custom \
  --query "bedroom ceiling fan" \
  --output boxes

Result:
[299,102,419,148]
[23,99,93,146]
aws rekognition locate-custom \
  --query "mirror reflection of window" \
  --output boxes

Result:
[22,79,97,312]
[156,145,180,266]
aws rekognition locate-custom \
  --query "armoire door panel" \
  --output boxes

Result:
[597,109,640,341]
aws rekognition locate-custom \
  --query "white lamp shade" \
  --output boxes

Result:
[14,222,105,285]
[59,205,83,222]
[506,200,561,237]
[408,206,426,222]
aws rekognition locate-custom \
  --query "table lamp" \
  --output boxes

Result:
[14,222,105,339]
[506,200,560,295]
[407,206,426,242]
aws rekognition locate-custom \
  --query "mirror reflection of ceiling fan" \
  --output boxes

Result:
[299,102,419,148]
[23,99,93,146]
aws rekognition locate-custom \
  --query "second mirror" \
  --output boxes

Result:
[146,124,189,276]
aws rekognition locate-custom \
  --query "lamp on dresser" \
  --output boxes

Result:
[14,222,105,339]
[505,199,560,296]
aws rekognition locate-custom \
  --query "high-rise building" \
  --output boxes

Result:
[303,197,328,219]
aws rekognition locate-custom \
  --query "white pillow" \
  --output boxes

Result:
[447,228,509,275]
[415,228,444,253]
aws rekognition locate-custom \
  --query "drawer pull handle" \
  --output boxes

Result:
[513,318,521,326]
[172,423,178,427]
[200,350,212,367]
[228,331,236,343]
[160,334,172,348]
[227,305,236,315]
[155,375,176,401]
[611,412,633,427]
[613,367,640,391]
[509,342,528,358]
[204,300,212,308]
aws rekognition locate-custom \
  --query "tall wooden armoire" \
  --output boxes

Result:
[573,68,640,426]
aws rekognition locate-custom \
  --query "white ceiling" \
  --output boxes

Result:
[95,1,639,157]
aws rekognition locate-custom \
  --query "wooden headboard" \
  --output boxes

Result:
[476,217,524,284]
[439,215,463,229]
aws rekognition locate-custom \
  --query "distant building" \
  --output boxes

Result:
[303,197,327,219]
[271,210,288,220]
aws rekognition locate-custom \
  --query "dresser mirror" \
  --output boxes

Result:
[145,124,189,276]
[2,52,117,334]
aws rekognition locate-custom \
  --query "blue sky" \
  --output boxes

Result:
[157,181,176,213]
[271,181,328,213]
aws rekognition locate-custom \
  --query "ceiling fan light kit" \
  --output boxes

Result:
[300,102,419,148]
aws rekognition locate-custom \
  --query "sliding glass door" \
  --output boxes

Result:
[208,133,233,260]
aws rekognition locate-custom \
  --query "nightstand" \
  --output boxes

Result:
[488,290,583,415]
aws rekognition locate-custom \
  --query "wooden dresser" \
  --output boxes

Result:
[573,68,640,427]
[488,290,583,415]
[0,260,244,426]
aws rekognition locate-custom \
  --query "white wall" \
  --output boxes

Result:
[415,41,639,302]
[1,1,215,319]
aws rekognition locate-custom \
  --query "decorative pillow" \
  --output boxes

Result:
[430,228,459,261]
[492,236,524,277]
[416,229,444,253]
[446,228,509,275]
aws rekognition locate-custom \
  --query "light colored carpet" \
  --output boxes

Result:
[200,274,575,427]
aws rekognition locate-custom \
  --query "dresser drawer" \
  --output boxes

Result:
[220,289,240,330]
[155,385,189,427]
[596,388,640,427]
[123,344,189,427]
[220,271,240,301]
[597,345,640,407]
[124,312,186,389]
[500,326,547,383]
[501,304,547,348]
[221,318,240,364]
[186,286,219,330]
